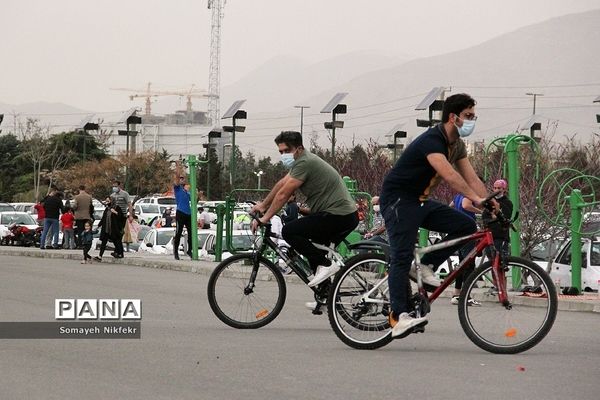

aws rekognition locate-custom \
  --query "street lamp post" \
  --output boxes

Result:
[294,105,310,135]
[117,114,142,193]
[222,100,247,189]
[254,170,264,189]
[321,93,348,161]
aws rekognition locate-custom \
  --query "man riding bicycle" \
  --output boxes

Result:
[380,93,496,338]
[251,131,359,292]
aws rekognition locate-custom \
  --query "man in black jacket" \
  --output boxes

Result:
[40,187,64,249]
[482,179,513,256]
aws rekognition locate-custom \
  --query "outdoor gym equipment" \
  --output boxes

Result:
[537,168,600,293]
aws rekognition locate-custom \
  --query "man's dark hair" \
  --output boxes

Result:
[113,180,121,186]
[274,131,303,149]
[79,185,85,190]
[198,207,204,212]
[442,93,476,123]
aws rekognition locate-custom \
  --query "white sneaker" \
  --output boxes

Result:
[409,264,440,287]
[307,264,340,287]
[390,312,428,338]
[450,296,482,307]
[450,295,460,305]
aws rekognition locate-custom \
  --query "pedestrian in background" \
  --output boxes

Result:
[110,180,132,258]
[80,221,98,264]
[60,207,76,249]
[93,197,125,261]
[172,162,192,260]
[40,187,64,249]
[73,184,93,247]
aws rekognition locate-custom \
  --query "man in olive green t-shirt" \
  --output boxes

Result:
[251,131,358,289]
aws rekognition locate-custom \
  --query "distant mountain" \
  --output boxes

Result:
[0,101,93,134]
[235,9,600,157]
[221,51,409,112]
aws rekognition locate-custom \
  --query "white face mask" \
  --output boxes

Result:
[455,116,476,137]
[281,153,295,169]
[373,205,380,213]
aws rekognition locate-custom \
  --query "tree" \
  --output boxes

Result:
[18,119,55,201]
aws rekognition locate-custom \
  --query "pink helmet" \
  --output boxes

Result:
[494,179,507,189]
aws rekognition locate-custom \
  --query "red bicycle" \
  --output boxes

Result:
[327,195,558,353]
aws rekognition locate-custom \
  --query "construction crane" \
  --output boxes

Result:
[111,82,209,116]
[207,0,225,126]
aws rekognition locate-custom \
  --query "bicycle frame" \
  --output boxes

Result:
[253,224,344,287]
[419,230,508,305]
[357,228,509,309]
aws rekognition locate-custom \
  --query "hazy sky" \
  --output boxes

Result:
[2,0,599,112]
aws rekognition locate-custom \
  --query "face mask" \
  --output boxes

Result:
[112,187,119,193]
[494,192,505,199]
[281,153,295,169]
[455,117,476,137]
[373,205,380,213]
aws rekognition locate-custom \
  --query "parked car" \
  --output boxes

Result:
[0,203,16,212]
[10,202,36,214]
[533,236,600,292]
[138,227,176,254]
[136,196,176,207]
[0,212,40,244]
[171,229,255,260]
[134,203,164,225]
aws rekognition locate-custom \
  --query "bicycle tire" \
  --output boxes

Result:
[328,253,393,350]
[207,253,286,329]
[458,256,557,354]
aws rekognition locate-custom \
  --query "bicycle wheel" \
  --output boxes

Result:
[328,253,393,350]
[207,254,286,329]
[458,256,558,354]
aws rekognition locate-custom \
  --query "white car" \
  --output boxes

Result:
[0,212,39,241]
[134,203,164,225]
[10,203,36,214]
[138,227,176,254]
[177,229,255,260]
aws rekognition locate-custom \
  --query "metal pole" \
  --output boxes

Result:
[569,190,583,293]
[505,135,522,288]
[83,133,87,162]
[230,119,236,188]
[331,112,336,160]
[257,174,261,190]
[393,135,398,162]
[300,107,304,135]
[205,145,211,201]
[125,121,130,192]
[188,155,199,261]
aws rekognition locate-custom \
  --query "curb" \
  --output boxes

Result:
[1,248,598,313]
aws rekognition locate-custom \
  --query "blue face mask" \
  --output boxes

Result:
[455,117,476,137]
[281,153,295,169]
[112,186,119,193]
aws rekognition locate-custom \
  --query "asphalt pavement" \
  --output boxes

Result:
[0,254,599,400]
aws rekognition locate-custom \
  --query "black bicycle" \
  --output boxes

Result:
[207,217,355,329]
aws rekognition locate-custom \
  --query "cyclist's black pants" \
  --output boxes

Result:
[282,211,359,271]
[381,198,477,315]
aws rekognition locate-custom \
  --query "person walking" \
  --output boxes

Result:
[93,197,125,261]
[110,180,131,258]
[80,221,98,264]
[73,184,93,247]
[172,162,192,260]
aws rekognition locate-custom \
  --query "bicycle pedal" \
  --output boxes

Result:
[412,325,426,334]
